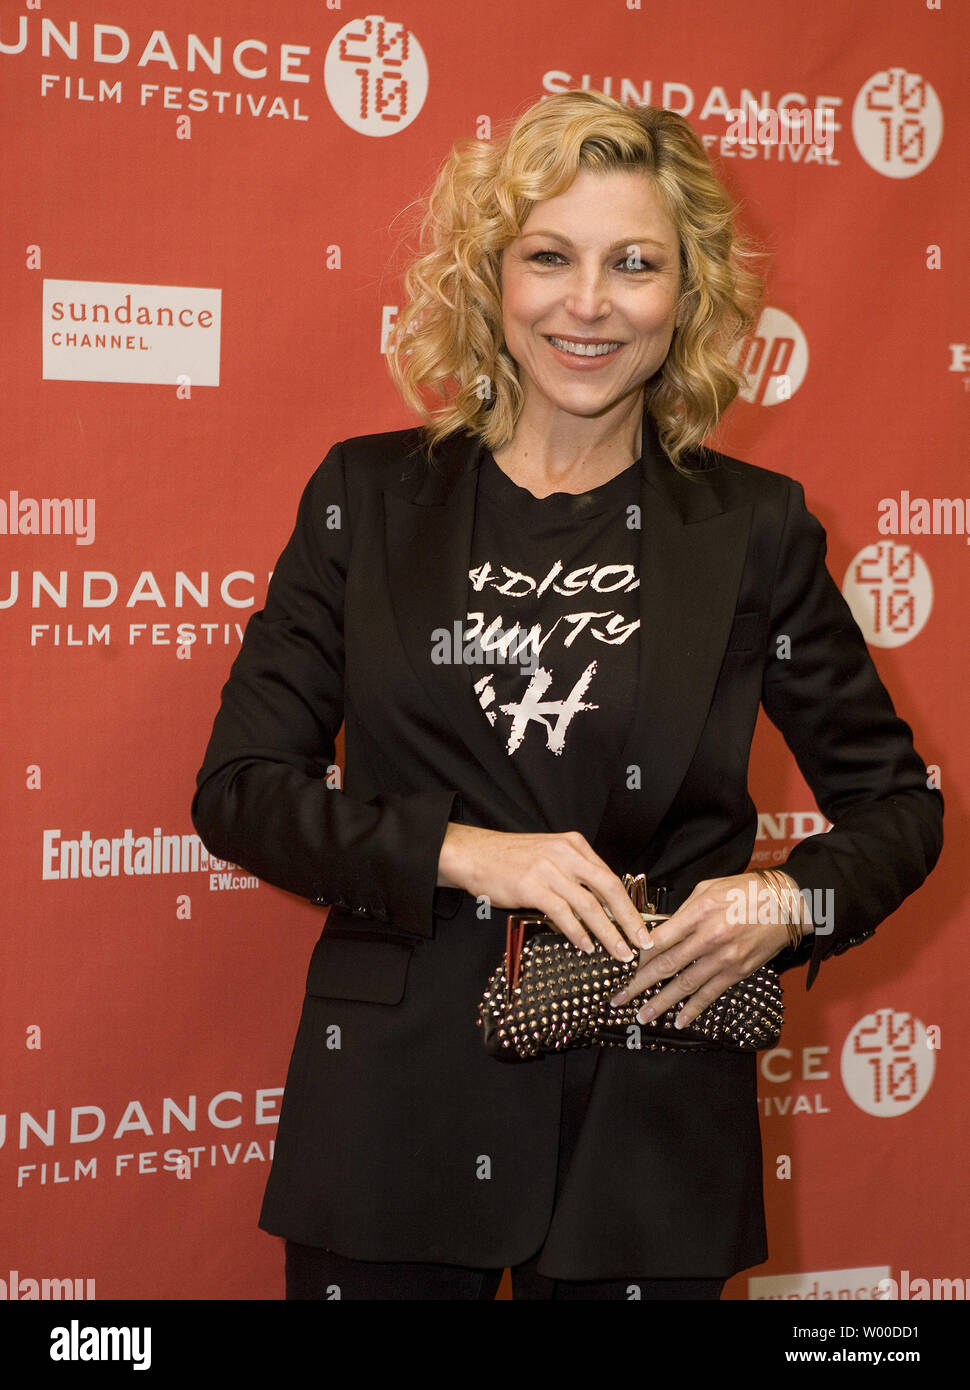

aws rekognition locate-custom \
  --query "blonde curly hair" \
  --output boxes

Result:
[386,89,763,471]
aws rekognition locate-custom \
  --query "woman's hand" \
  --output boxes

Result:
[437,822,649,962]
[609,872,806,1027]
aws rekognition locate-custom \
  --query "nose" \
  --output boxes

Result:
[563,263,613,321]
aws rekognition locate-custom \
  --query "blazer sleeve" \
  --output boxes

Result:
[759,478,943,989]
[191,441,460,938]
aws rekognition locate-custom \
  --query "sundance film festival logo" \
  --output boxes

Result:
[841,543,933,648]
[841,1010,937,1117]
[733,307,809,407]
[324,15,427,135]
[852,68,943,178]
[42,280,221,387]
[541,76,843,171]
[10,1087,282,1189]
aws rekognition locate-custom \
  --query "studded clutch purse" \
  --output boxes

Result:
[478,875,784,1062]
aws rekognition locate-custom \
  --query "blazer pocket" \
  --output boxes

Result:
[725,610,767,653]
[305,926,416,1005]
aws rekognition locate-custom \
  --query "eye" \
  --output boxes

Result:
[527,250,656,273]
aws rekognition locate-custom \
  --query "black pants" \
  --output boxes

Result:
[284,1046,725,1301]
[285,1240,724,1300]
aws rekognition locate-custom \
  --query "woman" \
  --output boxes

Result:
[192,91,943,1300]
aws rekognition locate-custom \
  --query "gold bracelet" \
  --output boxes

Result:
[756,869,803,950]
[764,869,804,949]
[769,869,812,943]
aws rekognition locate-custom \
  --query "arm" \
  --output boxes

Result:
[610,476,942,1023]
[191,442,460,937]
[760,479,943,987]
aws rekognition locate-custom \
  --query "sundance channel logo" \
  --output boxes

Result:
[42,279,221,387]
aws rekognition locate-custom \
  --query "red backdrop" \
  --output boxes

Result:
[2,0,966,1303]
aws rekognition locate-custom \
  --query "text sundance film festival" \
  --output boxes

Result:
[1,13,429,134]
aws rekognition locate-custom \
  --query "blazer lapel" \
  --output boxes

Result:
[382,408,751,845]
[383,432,552,831]
[601,420,752,849]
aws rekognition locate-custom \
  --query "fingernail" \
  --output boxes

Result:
[616,945,635,963]
[581,937,595,954]
[637,930,654,949]
[637,1006,655,1024]
[610,989,629,1007]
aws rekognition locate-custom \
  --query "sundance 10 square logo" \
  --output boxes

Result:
[43,279,221,387]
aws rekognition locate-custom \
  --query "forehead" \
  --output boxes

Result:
[517,168,678,246]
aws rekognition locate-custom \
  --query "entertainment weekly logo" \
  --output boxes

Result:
[542,66,943,178]
[41,826,259,893]
[42,280,221,387]
[2,13,427,134]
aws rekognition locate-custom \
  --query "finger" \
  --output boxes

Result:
[648,889,721,944]
[599,888,658,951]
[554,838,653,951]
[667,971,739,1029]
[622,886,733,973]
[558,850,650,950]
[559,882,637,963]
[608,950,679,1007]
[535,873,636,963]
[633,962,720,1025]
[531,880,631,960]
[535,857,642,961]
[533,893,597,955]
[610,931,701,1001]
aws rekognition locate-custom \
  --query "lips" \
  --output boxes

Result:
[545,335,624,362]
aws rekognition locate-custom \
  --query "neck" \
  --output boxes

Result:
[492,394,645,496]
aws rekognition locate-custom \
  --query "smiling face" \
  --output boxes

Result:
[498,167,682,429]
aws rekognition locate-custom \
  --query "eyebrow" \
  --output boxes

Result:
[520,230,672,252]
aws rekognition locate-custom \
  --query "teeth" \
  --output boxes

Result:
[549,336,621,357]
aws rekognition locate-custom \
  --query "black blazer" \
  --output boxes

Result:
[192,408,942,1280]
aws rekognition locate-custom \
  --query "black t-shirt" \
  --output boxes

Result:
[466,448,642,833]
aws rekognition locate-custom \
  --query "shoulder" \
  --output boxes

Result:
[313,424,472,493]
[334,424,428,474]
[690,442,802,499]
[673,442,810,533]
